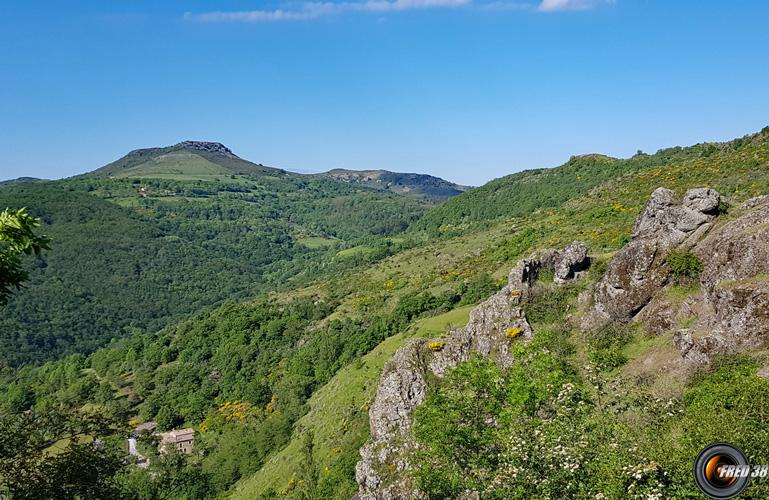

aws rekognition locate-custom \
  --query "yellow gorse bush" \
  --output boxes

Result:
[427,341,445,352]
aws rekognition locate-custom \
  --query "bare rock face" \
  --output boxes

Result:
[355,243,588,499]
[554,241,590,284]
[582,188,720,330]
[674,195,769,362]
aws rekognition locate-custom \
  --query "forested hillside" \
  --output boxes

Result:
[1,128,769,499]
[0,144,445,366]
[414,133,769,233]
[319,169,469,201]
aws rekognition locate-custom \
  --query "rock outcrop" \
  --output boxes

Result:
[581,187,769,366]
[554,241,590,284]
[355,243,589,499]
[176,141,236,157]
[678,194,769,362]
[582,188,720,330]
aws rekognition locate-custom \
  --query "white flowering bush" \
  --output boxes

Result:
[412,327,769,499]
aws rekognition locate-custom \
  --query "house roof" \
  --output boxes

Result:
[159,428,195,444]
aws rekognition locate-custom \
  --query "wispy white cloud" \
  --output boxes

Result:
[185,0,612,23]
[187,0,471,23]
[538,0,614,12]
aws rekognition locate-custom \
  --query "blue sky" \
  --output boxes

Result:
[1,1,768,185]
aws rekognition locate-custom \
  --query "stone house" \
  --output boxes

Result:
[158,428,195,455]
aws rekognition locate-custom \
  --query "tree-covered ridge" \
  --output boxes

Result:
[319,169,469,201]
[416,127,769,233]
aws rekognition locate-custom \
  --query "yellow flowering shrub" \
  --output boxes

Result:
[428,341,445,352]
[505,327,523,339]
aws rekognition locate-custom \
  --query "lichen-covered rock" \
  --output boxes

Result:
[588,189,769,366]
[675,197,769,363]
[582,188,720,330]
[355,286,532,499]
[697,195,769,295]
[554,241,590,284]
[672,329,718,366]
[355,242,587,499]
[355,341,428,499]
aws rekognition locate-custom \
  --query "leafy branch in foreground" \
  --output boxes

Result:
[0,207,50,305]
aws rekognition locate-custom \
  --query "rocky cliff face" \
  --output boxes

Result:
[355,243,589,499]
[676,195,769,363]
[176,141,236,157]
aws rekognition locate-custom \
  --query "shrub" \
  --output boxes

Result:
[457,273,501,306]
[524,282,576,325]
[586,321,634,370]
[667,249,703,284]
[427,341,445,352]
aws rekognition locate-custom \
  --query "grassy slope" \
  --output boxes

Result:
[108,152,230,179]
[230,306,473,499]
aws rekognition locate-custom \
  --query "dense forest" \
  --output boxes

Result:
[0,173,431,366]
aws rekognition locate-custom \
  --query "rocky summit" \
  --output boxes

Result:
[175,141,236,157]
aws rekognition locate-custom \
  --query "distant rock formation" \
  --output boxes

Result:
[355,242,589,499]
[175,141,236,157]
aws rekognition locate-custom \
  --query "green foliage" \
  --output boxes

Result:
[118,451,215,499]
[0,407,126,499]
[413,331,582,498]
[585,321,634,371]
[457,273,501,306]
[416,154,626,232]
[0,176,430,366]
[0,287,464,498]
[667,249,704,284]
[524,280,577,325]
[0,207,50,305]
[413,336,769,498]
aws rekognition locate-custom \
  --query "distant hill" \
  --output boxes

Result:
[84,142,466,202]
[0,148,433,366]
[85,141,285,180]
[319,169,469,201]
[0,177,45,186]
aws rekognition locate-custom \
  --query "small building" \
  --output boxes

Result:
[158,428,195,455]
